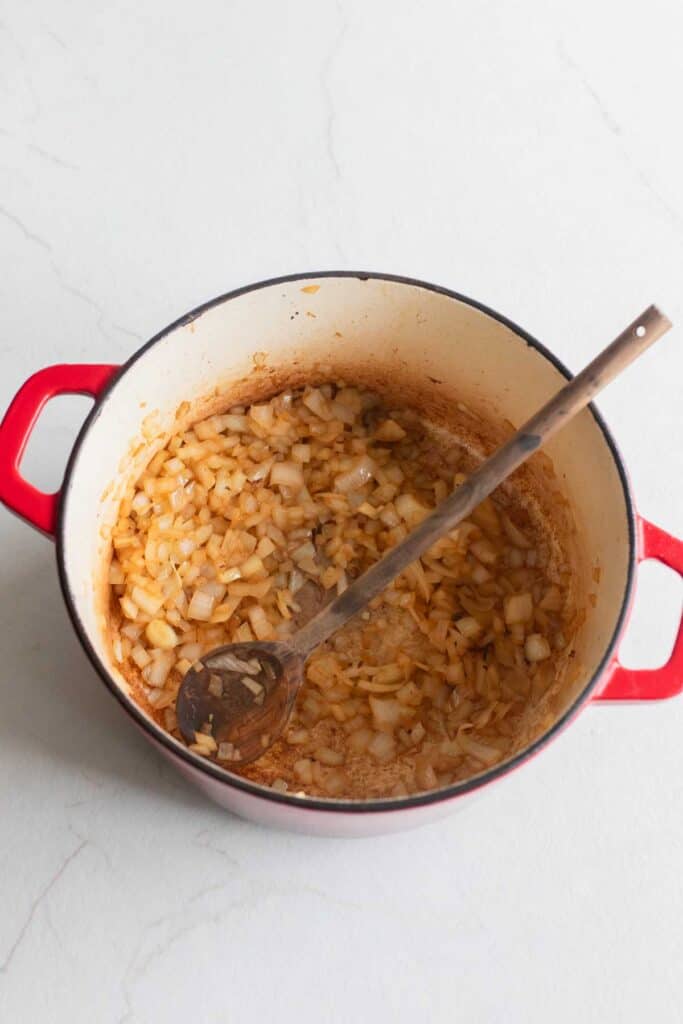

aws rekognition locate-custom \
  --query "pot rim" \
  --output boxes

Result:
[55,270,637,815]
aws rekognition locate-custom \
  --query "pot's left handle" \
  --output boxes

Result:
[0,364,120,538]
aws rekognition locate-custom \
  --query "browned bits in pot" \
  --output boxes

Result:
[109,384,576,799]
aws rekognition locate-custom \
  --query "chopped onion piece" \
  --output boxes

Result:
[145,619,178,649]
[369,696,407,732]
[334,456,376,494]
[146,651,175,688]
[121,622,143,641]
[470,539,497,565]
[504,592,533,626]
[525,633,551,662]
[395,492,430,524]
[248,457,274,482]
[179,642,203,662]
[456,731,502,767]
[131,644,151,669]
[302,389,333,421]
[239,555,266,580]
[367,732,396,764]
[217,741,239,761]
[227,579,271,598]
[240,675,264,697]
[374,419,406,442]
[286,729,310,745]
[292,541,316,564]
[291,444,311,463]
[271,461,305,490]
[221,414,249,432]
[131,586,164,616]
[246,604,272,640]
[249,403,275,430]
[455,616,483,640]
[109,561,125,585]
[187,589,216,621]
[208,652,258,674]
[314,746,345,766]
[294,759,314,784]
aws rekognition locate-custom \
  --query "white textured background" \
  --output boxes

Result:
[1,2,682,1021]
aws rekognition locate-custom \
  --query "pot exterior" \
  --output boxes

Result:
[157,733,480,836]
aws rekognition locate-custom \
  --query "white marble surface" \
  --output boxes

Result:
[1,1,682,1020]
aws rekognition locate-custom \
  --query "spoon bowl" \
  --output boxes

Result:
[176,641,303,765]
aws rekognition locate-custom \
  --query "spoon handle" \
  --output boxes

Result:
[292,305,672,658]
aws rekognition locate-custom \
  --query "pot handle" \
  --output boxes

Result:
[0,363,120,538]
[594,517,683,700]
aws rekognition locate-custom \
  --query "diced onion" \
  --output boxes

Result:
[525,633,551,662]
[504,592,533,626]
[145,619,178,649]
[293,759,314,784]
[314,746,345,766]
[271,461,305,490]
[221,414,249,432]
[369,697,408,732]
[179,642,203,662]
[368,732,396,764]
[239,555,266,580]
[456,731,502,767]
[187,590,216,621]
[146,650,175,688]
[395,492,430,524]
[302,389,333,420]
[455,616,483,640]
[131,644,151,669]
[292,444,311,463]
[109,562,125,585]
[109,379,571,802]
[131,586,164,616]
[334,456,376,494]
[249,404,275,430]
[374,419,406,442]
[246,605,272,640]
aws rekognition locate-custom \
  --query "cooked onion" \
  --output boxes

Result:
[271,461,305,490]
[187,590,216,621]
[374,419,407,442]
[110,382,574,800]
[334,456,376,494]
[525,633,551,662]
[368,732,396,764]
[145,619,178,649]
[504,592,533,625]
[456,730,501,767]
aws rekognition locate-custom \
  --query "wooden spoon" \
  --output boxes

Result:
[176,305,672,765]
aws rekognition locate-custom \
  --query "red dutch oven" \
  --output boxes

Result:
[1,273,681,836]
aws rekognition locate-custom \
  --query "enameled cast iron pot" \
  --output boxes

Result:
[1,273,681,837]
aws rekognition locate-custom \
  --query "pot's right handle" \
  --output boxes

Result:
[595,517,683,700]
[0,363,119,538]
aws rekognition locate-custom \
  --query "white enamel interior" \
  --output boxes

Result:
[59,275,633,831]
